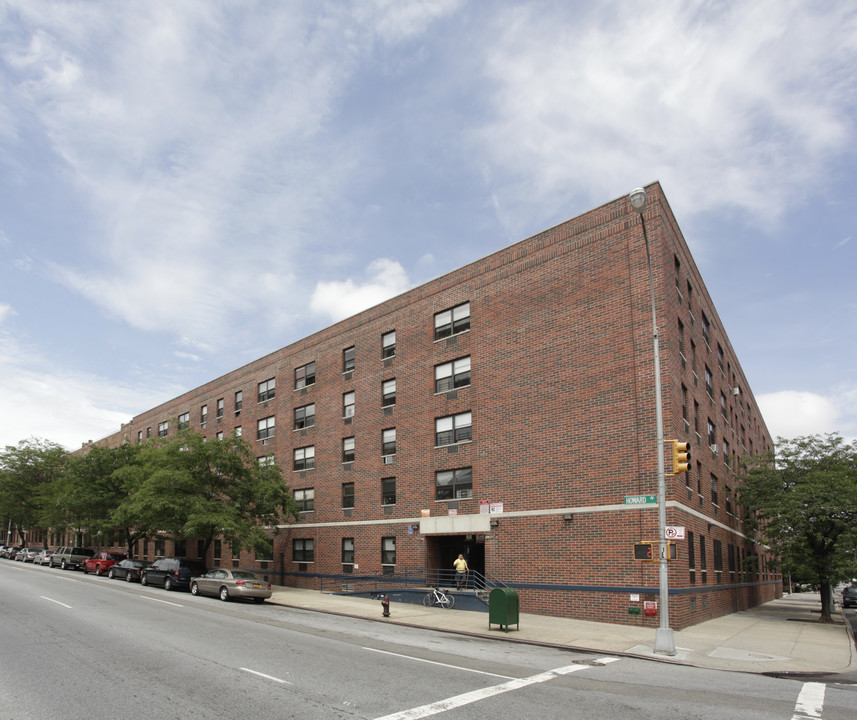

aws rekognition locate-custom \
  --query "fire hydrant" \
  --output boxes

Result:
[381,595,390,617]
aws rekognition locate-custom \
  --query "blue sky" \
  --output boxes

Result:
[1,0,855,451]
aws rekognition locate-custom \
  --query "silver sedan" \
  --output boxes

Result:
[190,569,272,603]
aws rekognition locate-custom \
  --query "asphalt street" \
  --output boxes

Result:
[1,562,856,719]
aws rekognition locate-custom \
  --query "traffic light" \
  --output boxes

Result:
[670,440,691,476]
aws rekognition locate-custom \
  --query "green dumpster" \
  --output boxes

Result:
[488,587,519,632]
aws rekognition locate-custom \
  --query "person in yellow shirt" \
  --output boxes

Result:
[453,554,468,590]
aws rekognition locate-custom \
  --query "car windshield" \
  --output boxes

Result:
[106,554,125,560]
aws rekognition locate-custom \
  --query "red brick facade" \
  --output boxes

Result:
[100,183,777,629]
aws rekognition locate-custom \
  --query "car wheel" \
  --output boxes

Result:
[141,573,148,586]
[108,568,115,579]
[61,560,68,570]
[95,566,103,576]
[164,577,173,591]
[219,586,229,602]
[190,582,199,596]
[126,572,133,582]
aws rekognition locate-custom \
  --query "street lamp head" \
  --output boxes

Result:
[629,187,647,213]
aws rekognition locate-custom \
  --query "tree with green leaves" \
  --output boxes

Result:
[40,443,151,556]
[738,433,857,622]
[124,430,299,559]
[0,438,68,546]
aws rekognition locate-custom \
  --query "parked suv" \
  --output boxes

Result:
[50,546,95,570]
[84,551,127,576]
[141,557,208,591]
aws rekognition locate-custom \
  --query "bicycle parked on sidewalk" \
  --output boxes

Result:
[423,586,455,609]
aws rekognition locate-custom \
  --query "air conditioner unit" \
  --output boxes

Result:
[709,444,718,454]
[732,387,740,396]
[383,455,395,464]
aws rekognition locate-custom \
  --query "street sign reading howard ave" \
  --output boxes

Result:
[624,494,657,505]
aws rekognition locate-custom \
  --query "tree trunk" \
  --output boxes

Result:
[818,578,833,622]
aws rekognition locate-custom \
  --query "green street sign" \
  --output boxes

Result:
[624,494,657,505]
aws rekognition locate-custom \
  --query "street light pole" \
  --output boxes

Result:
[629,187,676,656]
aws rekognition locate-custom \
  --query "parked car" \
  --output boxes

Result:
[49,546,95,570]
[843,586,857,609]
[141,557,208,591]
[190,569,272,603]
[83,552,127,576]
[34,548,55,566]
[1,546,21,559]
[108,559,150,582]
[18,546,44,562]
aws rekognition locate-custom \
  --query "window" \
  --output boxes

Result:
[674,255,681,290]
[342,437,355,463]
[382,428,396,456]
[381,537,396,565]
[294,446,315,471]
[699,535,707,583]
[714,540,723,573]
[702,312,710,345]
[294,404,315,429]
[147,427,152,438]
[216,398,224,418]
[235,426,242,437]
[382,330,396,358]
[200,405,208,427]
[435,412,472,446]
[137,430,143,443]
[681,385,688,423]
[294,488,314,512]
[717,343,724,372]
[434,302,470,340]
[257,454,274,466]
[342,482,354,509]
[382,379,396,407]
[343,346,355,373]
[257,416,275,440]
[178,412,189,430]
[158,421,169,438]
[711,474,719,506]
[435,356,471,393]
[342,538,354,565]
[235,391,243,414]
[216,431,224,441]
[705,365,713,397]
[256,538,273,563]
[258,378,276,403]
[382,477,396,505]
[436,467,473,500]
[293,538,314,562]
[343,391,355,418]
[708,419,716,448]
[295,362,316,389]
[678,320,685,359]
[720,392,727,419]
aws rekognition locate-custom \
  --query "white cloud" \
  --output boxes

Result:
[2,1,458,349]
[0,327,175,450]
[310,259,410,322]
[757,391,841,440]
[475,1,857,228]
[0,303,15,324]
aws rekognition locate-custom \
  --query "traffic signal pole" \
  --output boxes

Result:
[631,189,676,656]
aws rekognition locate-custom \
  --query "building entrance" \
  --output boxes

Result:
[427,535,485,586]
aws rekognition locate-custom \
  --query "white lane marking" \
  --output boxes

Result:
[363,647,515,680]
[137,594,184,607]
[40,596,72,609]
[791,682,826,719]
[241,668,292,685]
[374,661,608,720]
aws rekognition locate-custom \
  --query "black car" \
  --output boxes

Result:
[108,559,150,582]
[843,586,857,609]
[141,557,207,591]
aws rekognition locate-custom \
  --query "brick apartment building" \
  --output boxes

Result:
[95,182,776,629]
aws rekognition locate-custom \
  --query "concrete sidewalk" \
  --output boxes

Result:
[268,587,856,677]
